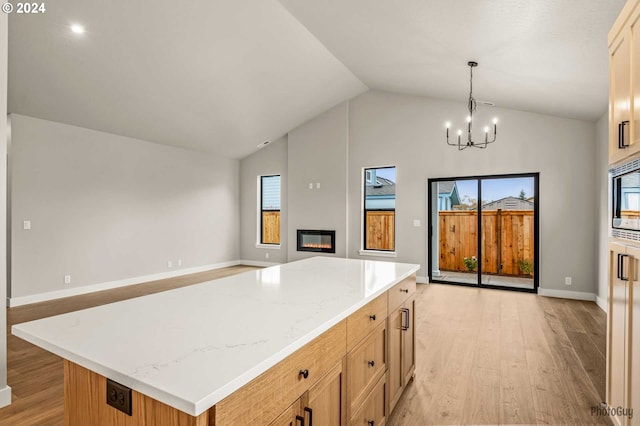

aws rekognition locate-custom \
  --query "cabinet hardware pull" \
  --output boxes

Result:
[304,407,313,426]
[299,369,309,379]
[296,415,305,426]
[368,421,375,426]
[401,308,410,331]
[617,253,622,280]
[369,314,376,321]
[618,120,630,149]
[400,289,409,293]
[620,254,630,281]
[368,360,375,367]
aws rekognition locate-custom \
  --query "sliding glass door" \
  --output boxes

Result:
[428,173,539,292]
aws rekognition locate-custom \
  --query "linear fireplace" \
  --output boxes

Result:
[297,230,336,253]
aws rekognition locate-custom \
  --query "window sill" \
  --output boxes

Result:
[358,250,397,258]
[256,244,281,250]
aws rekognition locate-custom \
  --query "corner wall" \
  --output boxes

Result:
[239,136,288,264]
[0,11,11,407]
[9,114,240,303]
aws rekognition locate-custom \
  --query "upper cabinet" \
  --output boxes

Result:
[609,0,640,166]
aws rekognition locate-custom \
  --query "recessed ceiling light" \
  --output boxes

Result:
[70,24,85,35]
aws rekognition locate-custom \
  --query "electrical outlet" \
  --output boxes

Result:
[565,276,572,286]
[64,275,71,286]
[177,259,182,267]
[167,260,173,268]
[106,378,132,416]
[23,220,31,230]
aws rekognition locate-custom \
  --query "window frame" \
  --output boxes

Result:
[360,166,397,257]
[257,174,281,248]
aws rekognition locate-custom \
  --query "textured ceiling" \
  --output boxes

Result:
[8,1,626,158]
[278,0,626,121]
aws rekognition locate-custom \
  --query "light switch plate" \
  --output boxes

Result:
[23,220,31,230]
[413,219,421,227]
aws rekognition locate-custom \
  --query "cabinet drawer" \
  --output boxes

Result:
[388,276,416,312]
[215,320,346,426]
[349,375,386,426]
[346,322,386,415]
[347,293,388,351]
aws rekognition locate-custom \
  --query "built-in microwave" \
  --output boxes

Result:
[612,157,640,238]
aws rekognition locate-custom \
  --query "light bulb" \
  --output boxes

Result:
[484,126,489,133]
[493,117,498,124]
[466,116,472,123]
[70,23,85,34]
[457,130,462,136]
[445,121,451,128]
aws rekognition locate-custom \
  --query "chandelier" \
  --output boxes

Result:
[446,61,498,150]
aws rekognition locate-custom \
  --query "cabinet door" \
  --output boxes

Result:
[626,245,640,423]
[610,30,632,165]
[401,297,416,386]
[347,322,386,416]
[304,363,344,426]
[608,242,629,426]
[387,306,403,413]
[349,376,386,426]
[270,402,303,426]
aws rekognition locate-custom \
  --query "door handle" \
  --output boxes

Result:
[619,120,630,149]
[618,253,623,280]
[296,415,305,426]
[304,407,313,426]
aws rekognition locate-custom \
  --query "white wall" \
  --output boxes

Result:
[287,103,349,261]
[239,136,288,264]
[9,114,240,301]
[240,89,600,295]
[347,91,598,294]
[0,12,11,407]
[595,112,609,311]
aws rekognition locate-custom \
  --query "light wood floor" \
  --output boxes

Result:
[388,283,610,426]
[0,273,608,425]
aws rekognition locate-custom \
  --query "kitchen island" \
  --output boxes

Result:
[12,257,420,425]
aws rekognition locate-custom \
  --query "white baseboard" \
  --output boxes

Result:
[416,275,428,284]
[538,288,596,302]
[0,385,11,408]
[595,294,608,313]
[7,260,242,307]
[239,260,281,267]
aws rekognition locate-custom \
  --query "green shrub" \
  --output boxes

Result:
[518,259,534,275]
[463,256,478,272]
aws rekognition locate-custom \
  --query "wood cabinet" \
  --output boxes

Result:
[609,0,640,165]
[607,242,640,426]
[269,363,344,426]
[387,278,416,414]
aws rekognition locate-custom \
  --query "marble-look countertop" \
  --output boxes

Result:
[12,257,419,416]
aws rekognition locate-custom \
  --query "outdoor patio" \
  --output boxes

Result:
[434,270,534,290]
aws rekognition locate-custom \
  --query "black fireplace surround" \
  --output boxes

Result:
[297,230,336,253]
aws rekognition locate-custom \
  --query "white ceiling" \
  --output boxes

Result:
[8,0,366,159]
[8,0,626,159]
[278,0,626,122]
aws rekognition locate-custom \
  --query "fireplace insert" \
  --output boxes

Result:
[297,230,336,253]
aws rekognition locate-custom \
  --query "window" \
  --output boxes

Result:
[260,175,280,245]
[363,166,396,251]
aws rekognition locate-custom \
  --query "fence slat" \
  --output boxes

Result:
[366,211,395,251]
[262,211,280,244]
[438,210,534,276]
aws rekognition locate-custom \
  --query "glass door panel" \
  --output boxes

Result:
[430,179,479,285]
[480,177,535,290]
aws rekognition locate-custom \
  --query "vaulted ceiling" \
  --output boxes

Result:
[8,0,626,159]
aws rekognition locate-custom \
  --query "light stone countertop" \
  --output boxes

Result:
[12,256,420,416]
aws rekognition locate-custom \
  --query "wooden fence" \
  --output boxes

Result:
[262,211,280,244]
[366,211,395,251]
[438,210,534,276]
